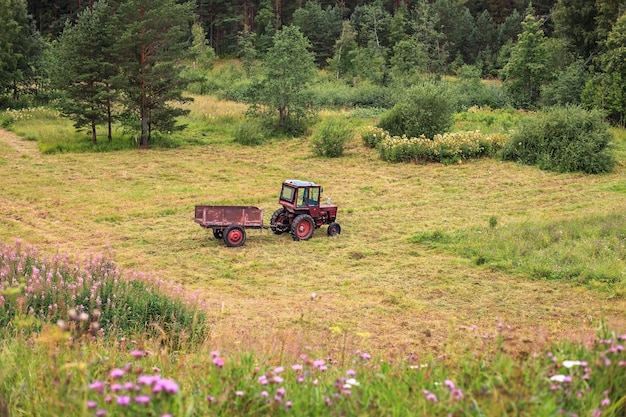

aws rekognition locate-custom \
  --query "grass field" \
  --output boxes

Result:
[1,97,625,363]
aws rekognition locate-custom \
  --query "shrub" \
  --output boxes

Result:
[500,106,616,174]
[360,126,387,149]
[378,82,455,139]
[310,117,353,157]
[233,120,267,146]
[378,131,507,164]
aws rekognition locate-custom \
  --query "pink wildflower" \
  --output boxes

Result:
[109,368,125,379]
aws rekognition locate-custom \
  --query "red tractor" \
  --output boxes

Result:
[270,179,341,241]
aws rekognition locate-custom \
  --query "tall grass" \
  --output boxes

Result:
[411,213,626,297]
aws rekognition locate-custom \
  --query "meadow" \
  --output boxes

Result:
[1,95,626,416]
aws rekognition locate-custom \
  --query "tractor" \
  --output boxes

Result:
[270,179,341,241]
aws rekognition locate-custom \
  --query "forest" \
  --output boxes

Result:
[2,0,626,147]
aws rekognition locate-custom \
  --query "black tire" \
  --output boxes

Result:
[291,214,315,241]
[270,208,289,235]
[213,229,224,239]
[223,225,246,247]
[327,222,341,236]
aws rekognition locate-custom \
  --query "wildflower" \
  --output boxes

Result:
[131,350,145,358]
[601,398,610,407]
[258,375,268,385]
[110,383,123,392]
[359,352,371,360]
[345,378,360,387]
[312,379,319,386]
[109,368,125,379]
[210,350,219,358]
[291,364,303,371]
[153,378,179,394]
[117,396,131,406]
[135,395,151,404]
[212,357,225,368]
[286,401,292,408]
[297,375,304,383]
[444,380,456,390]
[346,369,356,376]
[562,360,585,368]
[138,375,160,386]
[423,390,438,403]
[261,391,269,398]
[207,395,215,403]
[87,401,97,409]
[276,387,286,396]
[95,410,107,417]
[274,366,285,374]
[313,359,325,368]
[235,391,244,396]
[89,381,105,393]
[272,376,284,384]
[550,375,568,383]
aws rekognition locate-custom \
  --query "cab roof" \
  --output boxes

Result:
[283,179,318,187]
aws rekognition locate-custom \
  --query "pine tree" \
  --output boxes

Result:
[0,0,43,103]
[51,1,116,143]
[113,0,195,147]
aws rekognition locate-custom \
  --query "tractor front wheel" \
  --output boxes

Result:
[291,214,315,241]
[270,208,289,235]
[223,225,246,247]
[327,222,341,236]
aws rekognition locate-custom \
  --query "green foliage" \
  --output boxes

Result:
[501,10,548,109]
[250,26,317,135]
[190,23,216,71]
[360,126,387,148]
[542,60,587,106]
[233,120,267,146]
[291,1,342,67]
[0,0,44,101]
[501,106,616,174]
[309,117,353,158]
[378,82,455,139]
[378,130,507,164]
[113,0,195,147]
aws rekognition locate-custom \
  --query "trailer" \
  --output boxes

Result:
[194,205,264,247]
[195,180,341,247]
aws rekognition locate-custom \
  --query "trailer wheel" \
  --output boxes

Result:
[327,222,341,236]
[213,229,224,239]
[291,214,315,241]
[224,225,246,247]
[270,208,289,235]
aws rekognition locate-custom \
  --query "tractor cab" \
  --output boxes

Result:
[279,180,322,216]
[270,179,341,240]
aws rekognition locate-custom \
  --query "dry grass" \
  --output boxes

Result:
[1,116,625,362]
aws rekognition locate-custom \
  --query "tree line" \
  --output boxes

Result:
[1,0,626,147]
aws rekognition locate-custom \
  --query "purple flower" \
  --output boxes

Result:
[110,383,123,392]
[212,357,225,368]
[138,375,160,386]
[210,350,219,358]
[359,352,371,360]
[235,390,244,397]
[261,391,269,398]
[423,390,438,403]
[601,398,611,407]
[444,380,456,390]
[130,350,145,358]
[313,359,325,368]
[117,396,130,406]
[134,395,151,404]
[95,410,107,417]
[346,369,356,376]
[153,378,179,394]
[274,367,285,374]
[89,381,105,393]
[291,364,303,371]
[285,401,292,408]
[276,387,286,396]
[272,376,284,384]
[109,368,125,379]
[86,401,97,409]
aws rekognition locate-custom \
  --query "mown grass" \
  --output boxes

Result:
[1,96,625,362]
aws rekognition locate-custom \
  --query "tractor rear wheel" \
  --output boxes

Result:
[270,208,289,235]
[223,225,246,247]
[327,222,341,236]
[213,229,224,239]
[291,214,315,241]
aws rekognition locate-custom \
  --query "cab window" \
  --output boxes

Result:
[308,187,320,206]
[296,188,308,207]
[280,185,295,203]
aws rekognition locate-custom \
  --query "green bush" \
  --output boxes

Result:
[501,106,616,174]
[233,120,267,146]
[310,117,353,157]
[378,131,507,164]
[360,126,387,148]
[378,82,455,139]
